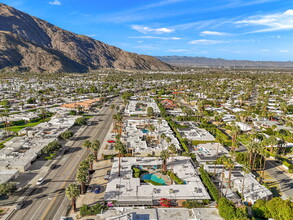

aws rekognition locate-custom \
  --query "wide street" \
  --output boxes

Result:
[266,160,293,199]
[9,99,118,220]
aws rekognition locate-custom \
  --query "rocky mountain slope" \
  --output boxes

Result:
[0,3,173,73]
[156,56,293,69]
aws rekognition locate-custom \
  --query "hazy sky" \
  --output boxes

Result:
[2,0,293,61]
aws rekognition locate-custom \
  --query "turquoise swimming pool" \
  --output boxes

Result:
[141,174,166,185]
[141,129,149,133]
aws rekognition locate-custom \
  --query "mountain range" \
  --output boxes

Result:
[156,56,293,69]
[0,3,173,73]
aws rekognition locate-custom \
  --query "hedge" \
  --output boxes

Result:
[182,200,209,208]
[167,171,185,184]
[199,166,219,202]
[80,203,107,217]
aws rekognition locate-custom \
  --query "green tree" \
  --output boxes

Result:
[223,157,234,189]
[115,141,127,177]
[160,150,170,173]
[87,154,95,171]
[0,182,16,197]
[147,107,154,117]
[65,183,80,212]
[90,139,100,161]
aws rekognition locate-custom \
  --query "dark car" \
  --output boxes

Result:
[94,185,101,194]
[50,164,57,170]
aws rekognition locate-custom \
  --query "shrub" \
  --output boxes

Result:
[199,167,219,201]
[74,117,86,125]
[103,154,117,160]
[60,130,73,139]
[0,182,17,197]
[167,171,184,184]
[144,180,163,185]
[42,140,61,155]
[218,198,249,220]
[252,199,271,219]
[80,203,107,217]
[182,200,209,208]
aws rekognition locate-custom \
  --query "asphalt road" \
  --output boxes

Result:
[266,160,293,199]
[10,100,118,220]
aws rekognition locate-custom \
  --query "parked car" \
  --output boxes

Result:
[50,164,57,170]
[15,201,25,210]
[36,178,44,185]
[104,174,110,180]
[107,140,115,143]
[94,185,101,194]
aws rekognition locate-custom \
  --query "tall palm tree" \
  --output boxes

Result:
[160,150,170,173]
[76,168,88,194]
[115,141,127,177]
[87,154,95,171]
[230,123,240,154]
[76,160,90,194]
[267,135,277,153]
[259,139,269,183]
[91,139,100,161]
[223,157,234,189]
[168,144,177,155]
[113,113,123,135]
[65,183,80,212]
[83,140,92,150]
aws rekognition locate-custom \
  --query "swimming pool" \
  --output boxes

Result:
[141,174,166,185]
[141,129,149,133]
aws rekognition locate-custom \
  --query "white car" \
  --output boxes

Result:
[36,178,44,185]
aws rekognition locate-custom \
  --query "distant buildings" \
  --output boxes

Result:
[124,99,160,116]
[123,119,180,156]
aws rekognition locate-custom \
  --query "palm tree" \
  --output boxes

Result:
[65,183,80,212]
[214,135,224,176]
[76,159,90,194]
[115,141,127,177]
[246,141,255,170]
[87,154,95,171]
[230,123,240,154]
[113,113,123,135]
[160,150,170,173]
[91,139,100,161]
[259,139,270,183]
[76,167,88,194]
[223,158,234,189]
[267,135,277,153]
[168,144,177,155]
[83,140,92,150]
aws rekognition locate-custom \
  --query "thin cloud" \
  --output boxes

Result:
[200,31,231,36]
[189,39,225,45]
[49,0,61,5]
[235,9,293,32]
[168,49,190,52]
[130,36,181,40]
[131,25,174,34]
[279,49,289,53]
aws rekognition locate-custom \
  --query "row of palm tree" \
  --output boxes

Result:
[82,139,100,161]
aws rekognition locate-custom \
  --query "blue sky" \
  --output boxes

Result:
[2,0,293,61]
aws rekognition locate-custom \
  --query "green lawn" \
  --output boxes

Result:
[4,118,51,133]
[0,137,14,149]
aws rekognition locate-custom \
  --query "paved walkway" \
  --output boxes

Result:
[76,159,112,208]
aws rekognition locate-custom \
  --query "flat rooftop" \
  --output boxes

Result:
[104,157,210,205]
